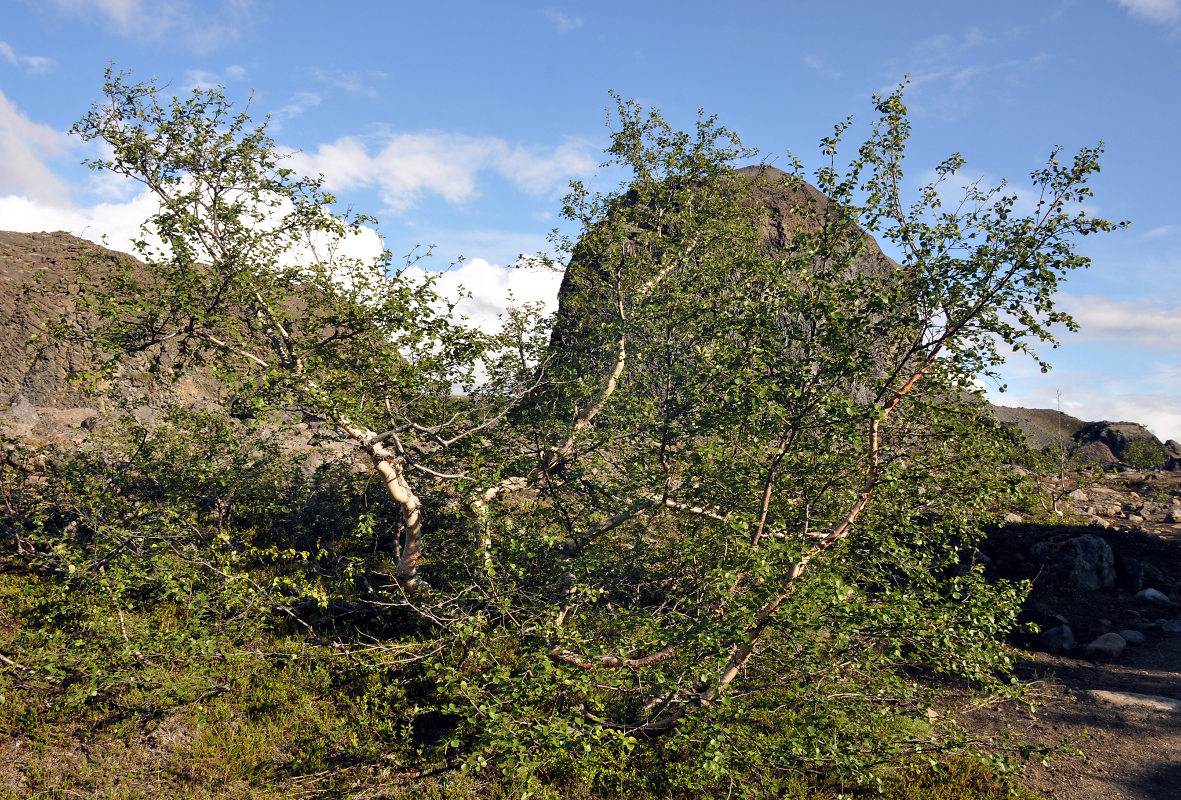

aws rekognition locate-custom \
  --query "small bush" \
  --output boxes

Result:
[1123,439,1166,470]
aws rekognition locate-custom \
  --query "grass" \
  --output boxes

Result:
[0,568,1044,800]
[0,414,1047,800]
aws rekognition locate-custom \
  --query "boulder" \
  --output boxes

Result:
[1040,624,1076,652]
[1140,501,1175,523]
[1083,632,1127,660]
[1030,533,1116,592]
[1074,439,1118,465]
[1136,588,1175,606]
[1118,629,1147,645]
[990,406,1086,451]
[538,167,903,419]
[1166,440,1181,471]
[1082,690,1181,711]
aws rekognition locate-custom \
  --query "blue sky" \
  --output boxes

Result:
[1,0,1178,440]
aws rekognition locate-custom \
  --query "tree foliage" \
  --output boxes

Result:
[32,68,1123,790]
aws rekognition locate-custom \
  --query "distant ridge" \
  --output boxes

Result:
[991,404,1181,470]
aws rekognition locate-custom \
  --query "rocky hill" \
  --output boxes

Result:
[993,405,1181,471]
[2,227,1178,474]
[0,230,238,446]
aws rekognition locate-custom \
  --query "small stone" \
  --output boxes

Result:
[1089,515,1111,529]
[1136,588,1175,606]
[1068,488,1089,502]
[1002,512,1024,524]
[1084,632,1127,660]
[1128,514,1145,524]
[1163,620,1181,633]
[1119,629,1147,645]
[1040,624,1076,652]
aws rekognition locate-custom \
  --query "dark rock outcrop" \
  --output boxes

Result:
[1075,421,1166,467]
[538,166,903,419]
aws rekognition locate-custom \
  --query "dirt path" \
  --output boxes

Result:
[966,637,1181,800]
[971,472,1181,800]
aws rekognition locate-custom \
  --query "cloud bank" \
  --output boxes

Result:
[289,131,596,212]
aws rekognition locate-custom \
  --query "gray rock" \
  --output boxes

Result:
[1084,632,1127,660]
[1140,502,1175,523]
[1119,629,1147,645]
[1127,514,1145,524]
[1030,533,1116,592]
[1040,624,1076,652]
[1136,588,1174,606]
[1068,488,1089,502]
[1163,620,1181,633]
[6,394,38,425]
[1075,440,1117,464]
[1082,690,1181,712]
[1002,512,1024,525]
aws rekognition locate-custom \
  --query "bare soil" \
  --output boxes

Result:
[971,471,1181,800]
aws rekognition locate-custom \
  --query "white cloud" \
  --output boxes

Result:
[1117,0,1181,23]
[543,9,584,32]
[44,0,256,52]
[309,67,389,99]
[995,379,1181,443]
[0,89,72,205]
[403,257,563,334]
[1058,294,1181,349]
[0,188,161,252]
[0,41,55,74]
[989,292,1181,441]
[883,27,1050,121]
[271,91,323,127]
[181,65,247,92]
[289,131,596,213]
